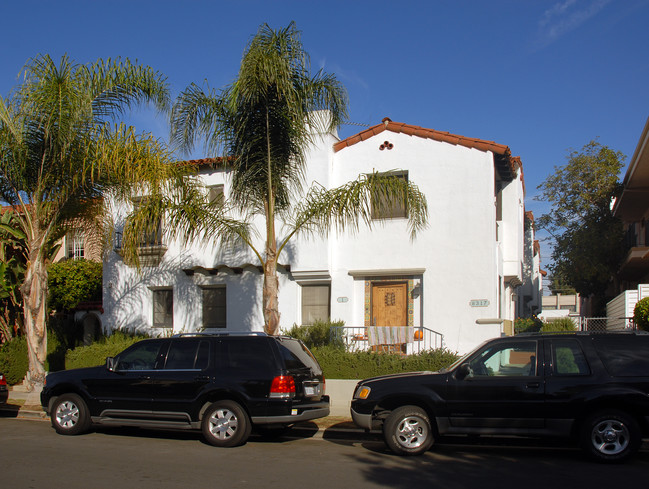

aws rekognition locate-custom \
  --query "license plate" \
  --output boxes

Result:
[304,384,319,396]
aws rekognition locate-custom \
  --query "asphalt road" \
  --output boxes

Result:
[2,417,649,489]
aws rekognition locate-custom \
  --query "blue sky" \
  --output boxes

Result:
[2,0,649,273]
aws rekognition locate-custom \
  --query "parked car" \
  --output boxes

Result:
[351,332,649,462]
[41,332,329,447]
[0,372,8,404]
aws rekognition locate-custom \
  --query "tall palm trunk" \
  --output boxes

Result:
[263,108,280,335]
[20,233,48,388]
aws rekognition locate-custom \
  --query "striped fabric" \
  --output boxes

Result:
[367,326,414,346]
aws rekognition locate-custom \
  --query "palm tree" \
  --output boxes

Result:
[171,23,428,335]
[0,55,193,387]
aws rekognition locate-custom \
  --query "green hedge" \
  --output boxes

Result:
[1,329,458,383]
[541,318,577,332]
[0,333,62,385]
[311,345,458,379]
[64,331,148,369]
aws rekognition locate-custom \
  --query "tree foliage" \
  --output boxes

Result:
[633,297,649,332]
[47,259,102,312]
[170,23,428,335]
[0,54,192,386]
[536,140,625,313]
[0,209,27,341]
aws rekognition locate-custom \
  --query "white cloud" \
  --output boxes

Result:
[533,0,611,50]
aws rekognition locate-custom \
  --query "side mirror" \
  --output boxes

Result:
[106,357,116,372]
[456,363,473,380]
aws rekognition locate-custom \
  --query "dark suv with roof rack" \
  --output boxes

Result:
[351,331,649,462]
[41,332,329,447]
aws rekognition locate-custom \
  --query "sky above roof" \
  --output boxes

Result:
[2,0,649,275]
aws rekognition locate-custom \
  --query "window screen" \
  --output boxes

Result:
[301,284,330,325]
[203,287,226,329]
[153,289,173,328]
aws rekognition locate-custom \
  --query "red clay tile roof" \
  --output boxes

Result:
[334,118,521,181]
[185,157,226,167]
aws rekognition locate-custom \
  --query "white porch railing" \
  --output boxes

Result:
[330,326,444,354]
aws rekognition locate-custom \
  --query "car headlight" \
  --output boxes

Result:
[354,386,371,399]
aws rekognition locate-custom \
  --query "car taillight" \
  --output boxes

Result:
[0,374,6,386]
[269,375,295,398]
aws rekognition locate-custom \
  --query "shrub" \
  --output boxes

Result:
[64,330,148,369]
[47,259,102,312]
[514,316,542,334]
[541,317,577,332]
[311,345,458,379]
[633,297,649,331]
[0,332,62,384]
[283,319,346,349]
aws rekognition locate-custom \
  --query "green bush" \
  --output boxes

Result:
[0,332,62,384]
[311,345,458,379]
[633,297,649,331]
[541,317,577,332]
[283,319,346,349]
[48,259,102,312]
[64,330,148,369]
[514,316,542,334]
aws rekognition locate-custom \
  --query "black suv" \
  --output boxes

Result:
[41,332,329,447]
[351,332,649,462]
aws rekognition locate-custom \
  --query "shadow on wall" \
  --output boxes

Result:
[104,247,267,335]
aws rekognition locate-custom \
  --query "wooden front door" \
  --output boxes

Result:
[372,282,407,326]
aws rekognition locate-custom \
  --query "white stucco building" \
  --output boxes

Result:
[102,117,536,354]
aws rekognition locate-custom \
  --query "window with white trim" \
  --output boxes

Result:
[153,289,173,328]
[202,287,226,329]
[301,284,330,325]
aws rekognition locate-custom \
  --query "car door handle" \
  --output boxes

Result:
[195,376,210,381]
[526,382,541,388]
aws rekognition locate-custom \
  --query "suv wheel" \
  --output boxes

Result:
[383,405,434,456]
[580,410,640,463]
[202,400,251,447]
[51,393,91,435]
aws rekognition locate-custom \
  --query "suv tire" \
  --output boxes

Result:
[51,393,91,436]
[202,400,252,447]
[580,410,641,463]
[383,405,434,456]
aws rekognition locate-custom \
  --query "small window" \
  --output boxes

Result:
[552,339,590,376]
[153,289,173,328]
[203,287,226,329]
[208,184,224,205]
[371,171,408,220]
[301,284,330,325]
[66,229,85,259]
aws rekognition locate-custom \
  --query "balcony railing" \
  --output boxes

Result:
[113,231,167,266]
[330,326,444,355]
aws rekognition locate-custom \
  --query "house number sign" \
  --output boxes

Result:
[469,299,490,307]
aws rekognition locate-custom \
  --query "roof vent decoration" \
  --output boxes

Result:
[379,141,394,150]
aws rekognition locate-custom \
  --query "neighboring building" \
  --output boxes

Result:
[539,293,581,321]
[103,116,532,354]
[613,115,649,289]
[608,115,649,330]
[518,211,543,318]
